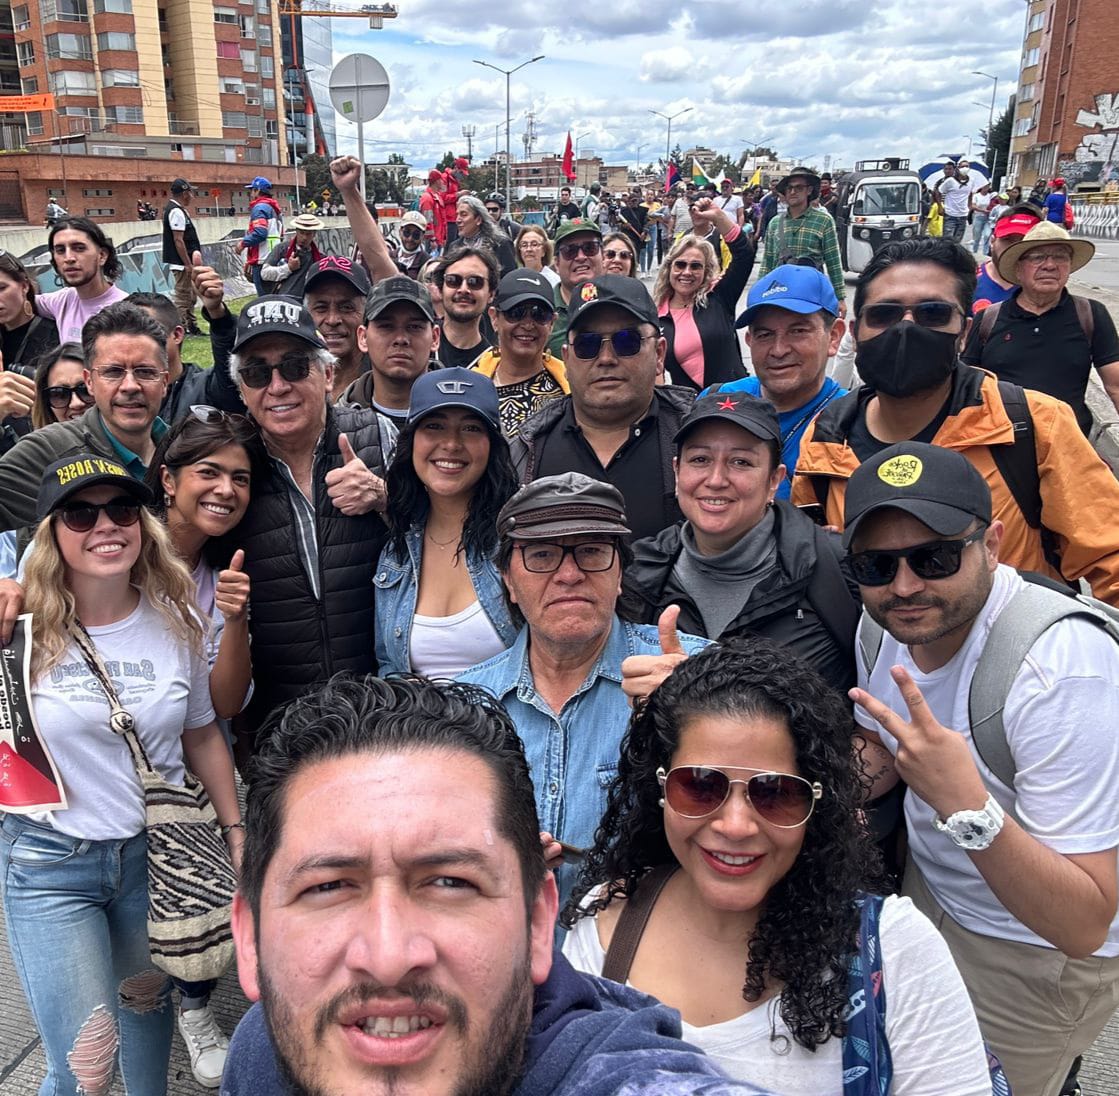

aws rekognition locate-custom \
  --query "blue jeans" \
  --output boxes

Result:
[0,815,173,1096]
[249,263,265,296]
[944,214,967,241]
[971,212,989,252]
[642,233,656,272]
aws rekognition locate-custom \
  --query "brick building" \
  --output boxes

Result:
[498,154,629,196]
[1009,0,1119,192]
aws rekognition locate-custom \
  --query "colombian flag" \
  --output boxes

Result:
[664,161,680,194]
[691,158,708,187]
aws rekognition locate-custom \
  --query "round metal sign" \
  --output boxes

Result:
[328,54,391,124]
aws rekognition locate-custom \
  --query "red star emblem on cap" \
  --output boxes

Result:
[718,397,737,410]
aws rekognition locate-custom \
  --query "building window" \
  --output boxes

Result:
[84,208,115,216]
[256,24,271,44]
[247,114,262,137]
[256,0,269,10]
[26,111,43,136]
[11,5,30,30]
[82,187,113,196]
[261,54,273,78]
[239,14,254,36]
[217,40,240,59]
[106,104,143,124]
[263,87,275,109]
[1023,47,1039,68]
[16,41,35,65]
[241,48,257,71]
[222,77,245,93]
[93,0,132,10]
[266,119,278,138]
[101,69,141,87]
[222,110,247,128]
[1019,82,1034,102]
[42,0,89,23]
[1014,117,1032,137]
[21,76,39,94]
[97,31,136,50]
[214,6,237,22]
[47,33,93,60]
[1027,11,1044,32]
[50,70,97,94]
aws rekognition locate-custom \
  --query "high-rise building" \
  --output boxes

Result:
[279,7,333,165]
[1009,0,1119,191]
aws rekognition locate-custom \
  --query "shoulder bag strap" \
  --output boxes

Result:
[1071,294,1096,344]
[856,610,885,679]
[977,300,1001,348]
[600,864,678,984]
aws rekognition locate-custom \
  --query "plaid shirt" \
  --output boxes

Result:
[271,452,321,600]
[761,206,846,300]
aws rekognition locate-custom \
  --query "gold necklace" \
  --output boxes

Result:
[425,529,459,551]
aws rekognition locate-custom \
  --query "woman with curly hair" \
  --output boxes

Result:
[374,367,519,676]
[562,639,993,1093]
[653,199,752,392]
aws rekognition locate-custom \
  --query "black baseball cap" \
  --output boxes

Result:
[303,255,372,299]
[37,454,152,521]
[497,472,630,540]
[568,275,658,330]
[842,442,992,550]
[170,178,193,194]
[407,368,500,431]
[674,390,781,447]
[233,295,328,352]
[363,275,436,324]
[495,269,555,312]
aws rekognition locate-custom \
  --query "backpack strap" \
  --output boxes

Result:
[805,527,860,650]
[600,864,678,984]
[1071,294,1095,345]
[977,299,1002,348]
[856,610,885,680]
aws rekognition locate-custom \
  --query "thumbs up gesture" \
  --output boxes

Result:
[325,433,388,515]
[215,549,250,621]
[621,604,691,704]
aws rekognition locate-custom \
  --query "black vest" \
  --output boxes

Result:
[162,199,201,265]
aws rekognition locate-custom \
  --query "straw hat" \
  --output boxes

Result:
[291,213,324,232]
[995,221,1094,284]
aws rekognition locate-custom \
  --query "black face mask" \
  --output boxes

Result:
[855,321,959,398]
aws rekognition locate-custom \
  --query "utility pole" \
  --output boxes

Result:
[461,124,475,161]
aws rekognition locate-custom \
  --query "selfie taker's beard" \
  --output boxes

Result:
[261,952,534,1096]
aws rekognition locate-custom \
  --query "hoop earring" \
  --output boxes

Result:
[658,798,665,808]
[22,299,33,319]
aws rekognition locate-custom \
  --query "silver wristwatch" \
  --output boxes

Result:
[932,794,1005,850]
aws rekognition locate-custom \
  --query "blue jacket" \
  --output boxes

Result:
[458,617,708,906]
[219,952,769,1096]
[373,525,518,675]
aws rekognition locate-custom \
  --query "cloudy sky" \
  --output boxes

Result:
[326,0,1034,176]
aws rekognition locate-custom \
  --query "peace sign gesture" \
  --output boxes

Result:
[850,666,989,820]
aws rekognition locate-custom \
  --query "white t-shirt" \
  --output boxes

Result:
[166,203,188,269]
[972,192,994,214]
[939,176,976,218]
[409,599,504,679]
[564,893,991,1094]
[718,194,744,224]
[671,198,693,236]
[35,284,127,343]
[27,593,215,840]
[856,564,1119,955]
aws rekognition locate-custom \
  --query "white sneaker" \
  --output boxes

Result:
[178,1004,230,1089]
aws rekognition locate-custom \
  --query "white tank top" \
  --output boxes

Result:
[409,599,504,678]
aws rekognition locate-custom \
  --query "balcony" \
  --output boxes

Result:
[169,117,200,136]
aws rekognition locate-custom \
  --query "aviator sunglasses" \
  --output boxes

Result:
[657,765,823,828]
[56,496,142,533]
[847,527,987,586]
[569,327,656,360]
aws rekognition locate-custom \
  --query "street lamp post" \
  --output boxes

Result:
[575,130,591,192]
[473,55,545,211]
[973,71,999,173]
[649,107,693,188]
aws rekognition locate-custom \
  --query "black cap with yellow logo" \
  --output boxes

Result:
[841,442,991,550]
[37,455,152,521]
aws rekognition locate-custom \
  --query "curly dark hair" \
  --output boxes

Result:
[385,412,518,561]
[563,637,882,1051]
[48,216,123,282]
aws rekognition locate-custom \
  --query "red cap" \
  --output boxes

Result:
[1051,176,1065,188]
[993,210,1042,239]
[427,169,442,183]
[454,157,470,170]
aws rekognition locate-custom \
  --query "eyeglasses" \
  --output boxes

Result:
[90,365,167,385]
[784,183,810,193]
[56,496,142,533]
[400,227,423,238]
[570,328,656,360]
[657,765,823,828]
[502,302,554,324]
[45,382,94,410]
[238,355,313,389]
[858,301,963,329]
[517,541,617,573]
[519,238,543,249]
[604,248,634,262]
[557,240,602,261]
[442,273,488,290]
[1020,248,1073,266]
[847,527,987,587]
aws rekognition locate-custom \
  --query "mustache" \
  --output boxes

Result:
[879,594,946,612]
[313,980,467,1042]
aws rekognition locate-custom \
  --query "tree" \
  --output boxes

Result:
[708,153,739,182]
[436,150,456,170]
[980,97,1016,184]
[301,154,333,201]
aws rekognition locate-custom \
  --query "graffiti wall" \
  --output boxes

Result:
[1061,92,1119,193]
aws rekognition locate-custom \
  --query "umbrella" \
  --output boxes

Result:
[919,156,991,189]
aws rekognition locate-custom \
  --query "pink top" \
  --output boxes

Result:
[667,305,704,386]
[36,284,127,343]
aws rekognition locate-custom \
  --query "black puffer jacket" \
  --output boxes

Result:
[229,405,389,748]
[620,500,860,693]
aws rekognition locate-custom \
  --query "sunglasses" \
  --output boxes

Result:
[570,328,655,360]
[443,273,487,290]
[859,301,962,329]
[517,541,617,573]
[400,226,423,238]
[604,248,634,262]
[672,259,705,273]
[56,496,142,533]
[238,356,313,389]
[847,527,986,587]
[188,404,251,427]
[657,765,823,828]
[557,240,602,261]
[502,302,554,324]
[90,365,166,385]
[46,382,94,410]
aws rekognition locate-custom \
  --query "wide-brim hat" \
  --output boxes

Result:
[775,167,820,195]
[995,221,1095,284]
[291,213,324,232]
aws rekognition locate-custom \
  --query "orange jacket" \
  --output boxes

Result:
[792,365,1119,605]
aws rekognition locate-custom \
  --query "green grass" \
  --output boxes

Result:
[182,294,255,369]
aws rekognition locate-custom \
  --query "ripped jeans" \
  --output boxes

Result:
[0,815,173,1096]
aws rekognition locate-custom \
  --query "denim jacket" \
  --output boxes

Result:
[458,617,709,907]
[373,525,518,675]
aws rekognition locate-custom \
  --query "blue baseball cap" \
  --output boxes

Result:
[735,265,838,329]
[245,176,272,190]
[407,368,501,432]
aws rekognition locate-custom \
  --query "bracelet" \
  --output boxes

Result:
[221,821,245,837]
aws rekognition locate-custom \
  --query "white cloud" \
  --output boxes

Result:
[639,47,696,84]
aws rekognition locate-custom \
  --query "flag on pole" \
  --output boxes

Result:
[664,161,680,194]
[691,157,708,186]
[561,132,576,182]
[748,167,762,187]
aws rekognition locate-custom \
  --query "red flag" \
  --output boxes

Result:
[562,132,576,182]
[664,161,680,194]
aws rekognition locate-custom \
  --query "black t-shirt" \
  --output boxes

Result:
[436,332,492,370]
[555,201,581,221]
[533,399,682,542]
[847,397,952,462]
[961,290,1119,434]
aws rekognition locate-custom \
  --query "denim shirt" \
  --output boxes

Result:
[373,525,518,675]
[458,617,709,907]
